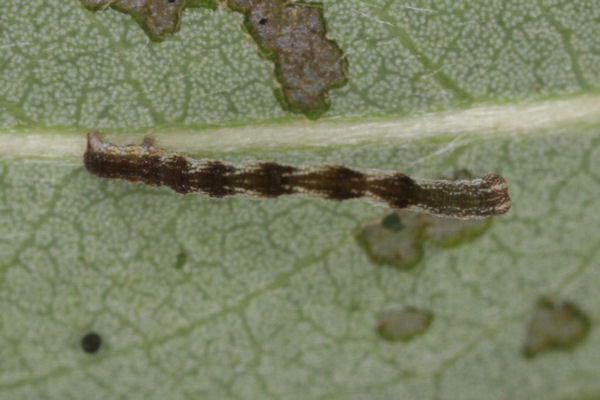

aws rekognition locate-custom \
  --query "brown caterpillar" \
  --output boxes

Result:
[83,131,511,219]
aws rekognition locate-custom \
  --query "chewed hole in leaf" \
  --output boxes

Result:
[356,211,491,269]
[522,297,590,358]
[356,212,426,269]
[377,307,433,342]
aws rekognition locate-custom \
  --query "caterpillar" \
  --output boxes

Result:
[83,131,511,219]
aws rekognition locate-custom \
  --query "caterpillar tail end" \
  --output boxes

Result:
[483,174,511,216]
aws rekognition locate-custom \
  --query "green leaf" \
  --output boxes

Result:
[1,1,600,399]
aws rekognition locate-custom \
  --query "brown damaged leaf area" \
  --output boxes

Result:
[79,0,348,118]
[225,0,347,118]
[79,0,216,39]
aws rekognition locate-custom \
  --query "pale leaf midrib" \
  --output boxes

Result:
[1,94,600,160]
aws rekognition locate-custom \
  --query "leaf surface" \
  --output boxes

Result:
[1,1,600,399]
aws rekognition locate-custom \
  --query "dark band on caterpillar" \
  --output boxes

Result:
[83,131,511,219]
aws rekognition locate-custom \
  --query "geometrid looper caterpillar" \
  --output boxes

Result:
[84,131,511,219]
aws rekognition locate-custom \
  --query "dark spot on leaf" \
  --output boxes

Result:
[81,332,102,354]
[377,307,433,342]
[522,297,590,357]
[174,250,187,269]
